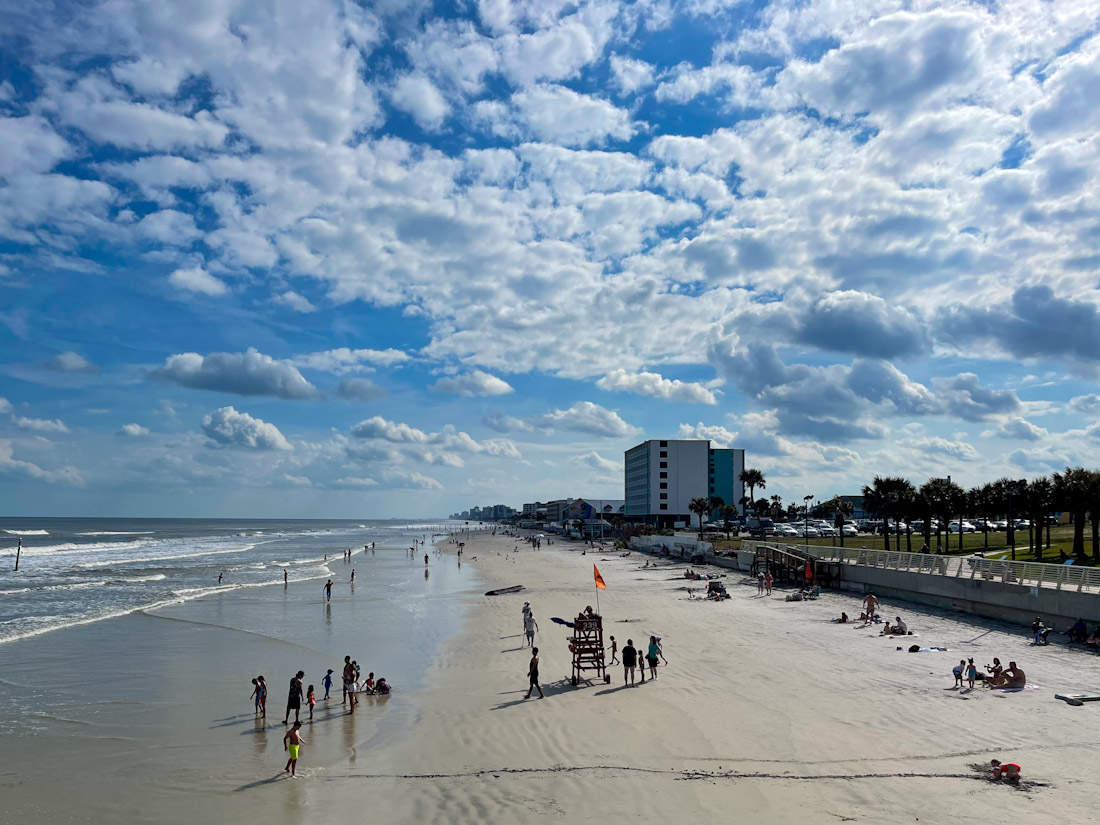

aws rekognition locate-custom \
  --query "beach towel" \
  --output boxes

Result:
[989,684,1041,691]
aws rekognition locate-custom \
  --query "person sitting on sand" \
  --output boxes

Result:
[1068,618,1089,643]
[881,616,908,635]
[1031,617,1052,645]
[837,612,849,624]
[991,759,1021,783]
[1001,661,1026,689]
[375,677,391,694]
[1087,624,1100,648]
[985,658,1004,687]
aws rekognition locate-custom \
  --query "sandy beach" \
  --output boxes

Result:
[4,530,1100,823]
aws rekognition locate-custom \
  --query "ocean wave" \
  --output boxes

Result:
[22,539,149,555]
[114,574,167,583]
[76,531,154,536]
[0,588,31,596]
[73,543,262,568]
[42,580,108,592]
[3,529,49,535]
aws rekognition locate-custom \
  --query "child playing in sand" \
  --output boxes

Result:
[607,635,619,665]
[953,660,965,687]
[251,678,261,713]
[283,722,305,776]
[307,685,316,719]
[257,676,267,717]
[966,658,978,689]
[991,759,1021,783]
[323,669,333,700]
[363,672,375,694]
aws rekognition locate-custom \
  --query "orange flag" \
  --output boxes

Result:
[593,564,606,590]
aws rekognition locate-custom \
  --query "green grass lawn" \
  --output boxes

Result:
[711,525,1100,566]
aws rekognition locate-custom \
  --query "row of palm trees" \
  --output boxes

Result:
[860,468,1100,562]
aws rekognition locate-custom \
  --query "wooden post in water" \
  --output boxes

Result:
[14,537,21,572]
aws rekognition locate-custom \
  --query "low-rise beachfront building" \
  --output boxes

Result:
[624,439,746,528]
[521,502,547,518]
[544,499,570,524]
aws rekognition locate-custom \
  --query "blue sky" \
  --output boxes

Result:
[2,0,1100,518]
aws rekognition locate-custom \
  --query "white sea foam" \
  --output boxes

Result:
[3,529,49,536]
[76,531,154,536]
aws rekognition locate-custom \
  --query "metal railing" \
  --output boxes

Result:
[743,541,1100,594]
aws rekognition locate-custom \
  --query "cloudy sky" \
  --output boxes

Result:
[2,0,1099,518]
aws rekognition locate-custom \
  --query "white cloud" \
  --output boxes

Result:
[572,450,621,473]
[0,440,84,485]
[609,54,654,94]
[351,416,429,443]
[677,422,738,447]
[273,291,317,313]
[509,85,635,146]
[14,416,70,434]
[380,469,443,490]
[597,369,717,404]
[152,348,319,399]
[390,73,450,131]
[201,406,292,451]
[983,417,1048,442]
[45,352,99,374]
[430,370,514,396]
[332,476,379,488]
[117,423,149,436]
[484,401,639,437]
[0,398,10,414]
[292,348,412,374]
[169,266,228,297]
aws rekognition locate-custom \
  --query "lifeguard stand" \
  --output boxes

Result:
[570,614,609,685]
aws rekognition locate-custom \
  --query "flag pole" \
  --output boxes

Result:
[14,537,20,572]
[595,579,600,616]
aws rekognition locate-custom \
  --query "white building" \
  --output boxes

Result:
[624,439,745,528]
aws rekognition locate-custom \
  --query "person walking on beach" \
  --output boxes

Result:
[284,569,288,585]
[424,553,429,565]
[524,647,544,699]
[607,635,619,665]
[323,669,334,700]
[283,721,305,776]
[622,639,637,686]
[524,611,538,647]
[342,656,354,706]
[647,636,662,679]
[350,569,355,584]
[257,676,267,717]
[765,571,773,596]
[307,684,316,720]
[323,579,333,601]
[284,671,305,724]
[522,601,531,635]
[250,678,261,713]
[757,572,764,595]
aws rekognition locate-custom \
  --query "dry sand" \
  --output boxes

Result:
[327,531,1100,824]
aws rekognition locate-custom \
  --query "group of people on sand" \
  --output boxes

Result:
[620,636,665,685]
[1035,616,1100,647]
[952,657,1027,690]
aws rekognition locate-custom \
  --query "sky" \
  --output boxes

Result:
[2,0,1100,518]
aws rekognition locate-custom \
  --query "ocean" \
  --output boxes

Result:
[0,517,457,644]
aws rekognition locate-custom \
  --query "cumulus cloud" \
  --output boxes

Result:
[1070,395,1100,415]
[507,85,635,146]
[932,373,1022,422]
[332,476,379,488]
[168,266,229,296]
[380,469,443,490]
[796,291,930,359]
[483,401,639,437]
[201,406,292,450]
[572,450,621,473]
[14,416,70,434]
[677,422,738,447]
[430,370,514,397]
[46,351,99,374]
[152,348,319,399]
[0,398,11,414]
[349,415,521,466]
[117,423,149,436]
[597,369,717,404]
[391,73,450,131]
[336,377,386,401]
[983,417,1048,442]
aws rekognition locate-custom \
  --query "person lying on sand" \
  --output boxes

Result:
[1087,625,1100,648]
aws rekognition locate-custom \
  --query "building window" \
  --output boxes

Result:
[659,504,668,510]
[659,461,667,468]
[659,450,667,458]
[660,440,667,447]
[659,472,667,478]
[660,482,667,489]
[659,493,668,499]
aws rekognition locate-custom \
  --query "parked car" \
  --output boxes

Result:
[801,526,821,538]
[774,524,799,537]
[991,520,1008,530]
[841,523,859,536]
[948,521,976,533]
[817,525,837,537]
[1014,520,1032,530]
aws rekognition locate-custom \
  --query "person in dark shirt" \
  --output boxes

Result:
[524,647,544,700]
[621,640,637,686]
[283,670,304,724]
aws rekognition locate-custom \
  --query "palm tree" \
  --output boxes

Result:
[920,478,963,553]
[770,494,783,519]
[720,504,738,539]
[1026,477,1053,561]
[1053,468,1092,562]
[739,468,765,516]
[862,478,889,552]
[689,496,711,541]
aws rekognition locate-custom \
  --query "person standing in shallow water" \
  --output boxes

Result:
[323,579,333,600]
[424,553,429,565]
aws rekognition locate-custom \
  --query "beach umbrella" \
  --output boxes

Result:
[550,617,574,628]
